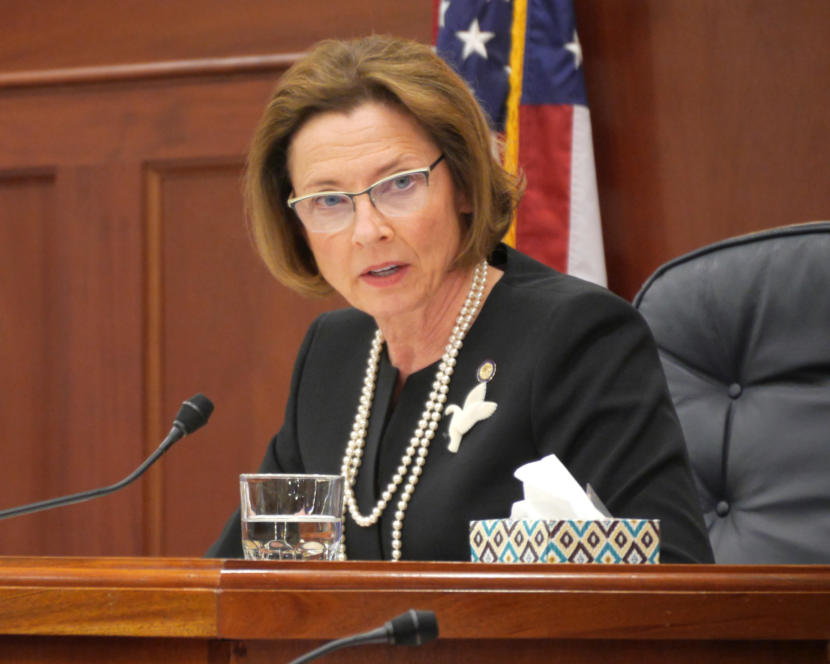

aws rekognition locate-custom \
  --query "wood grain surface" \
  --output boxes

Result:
[0,558,827,663]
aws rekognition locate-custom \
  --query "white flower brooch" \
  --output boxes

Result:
[445,379,498,454]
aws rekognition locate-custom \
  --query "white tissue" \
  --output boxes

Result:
[510,454,606,520]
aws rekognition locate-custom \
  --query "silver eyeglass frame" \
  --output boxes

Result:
[286,153,445,232]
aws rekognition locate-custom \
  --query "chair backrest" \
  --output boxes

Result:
[633,222,830,564]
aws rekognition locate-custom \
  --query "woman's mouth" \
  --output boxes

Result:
[366,264,402,277]
[361,263,409,286]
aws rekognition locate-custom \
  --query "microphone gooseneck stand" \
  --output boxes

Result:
[0,393,214,521]
[288,609,439,664]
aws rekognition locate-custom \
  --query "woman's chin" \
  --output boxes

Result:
[353,292,423,326]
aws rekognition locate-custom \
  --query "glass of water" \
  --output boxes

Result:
[239,473,344,561]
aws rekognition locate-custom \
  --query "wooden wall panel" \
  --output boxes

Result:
[0,70,321,555]
[0,1,431,72]
[0,172,57,554]
[145,162,342,556]
[575,0,830,297]
[0,165,145,555]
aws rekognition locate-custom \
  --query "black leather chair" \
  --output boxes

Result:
[633,222,830,564]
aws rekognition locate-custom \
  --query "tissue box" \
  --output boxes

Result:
[469,519,660,564]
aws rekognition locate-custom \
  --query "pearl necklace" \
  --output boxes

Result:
[339,260,488,561]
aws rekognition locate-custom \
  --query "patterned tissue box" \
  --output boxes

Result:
[469,519,660,564]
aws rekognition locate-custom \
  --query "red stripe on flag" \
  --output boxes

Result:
[515,104,574,273]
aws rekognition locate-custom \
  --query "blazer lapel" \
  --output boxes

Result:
[356,350,397,514]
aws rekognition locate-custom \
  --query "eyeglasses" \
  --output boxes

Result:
[287,154,445,234]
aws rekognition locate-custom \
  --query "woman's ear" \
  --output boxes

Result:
[455,188,473,215]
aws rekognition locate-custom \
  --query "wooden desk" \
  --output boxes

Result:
[0,557,828,663]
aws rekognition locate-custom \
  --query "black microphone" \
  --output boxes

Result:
[0,394,214,520]
[288,609,438,663]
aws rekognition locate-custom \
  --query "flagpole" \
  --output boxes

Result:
[502,0,528,248]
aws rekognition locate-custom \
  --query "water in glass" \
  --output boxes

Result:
[242,514,342,560]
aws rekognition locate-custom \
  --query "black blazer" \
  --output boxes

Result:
[208,246,713,564]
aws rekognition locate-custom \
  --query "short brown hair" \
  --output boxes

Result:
[246,34,523,297]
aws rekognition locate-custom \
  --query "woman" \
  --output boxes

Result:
[208,35,713,563]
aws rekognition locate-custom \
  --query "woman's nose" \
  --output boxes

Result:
[350,195,392,245]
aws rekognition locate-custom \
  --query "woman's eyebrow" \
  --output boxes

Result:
[302,156,420,193]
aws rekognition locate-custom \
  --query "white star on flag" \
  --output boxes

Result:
[455,18,495,61]
[564,30,582,69]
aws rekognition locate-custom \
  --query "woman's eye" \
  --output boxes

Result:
[391,175,414,190]
[314,194,347,209]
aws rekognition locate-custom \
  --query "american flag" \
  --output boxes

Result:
[435,0,606,286]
